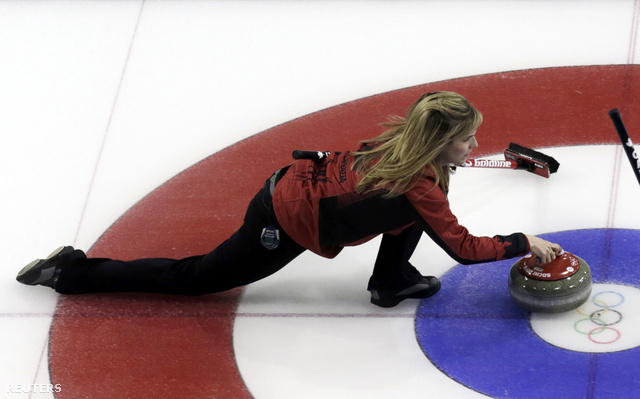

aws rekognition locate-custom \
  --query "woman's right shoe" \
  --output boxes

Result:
[369,276,441,308]
[16,246,74,289]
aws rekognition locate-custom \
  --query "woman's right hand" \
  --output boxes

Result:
[525,234,563,264]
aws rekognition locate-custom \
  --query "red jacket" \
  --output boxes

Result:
[272,148,529,263]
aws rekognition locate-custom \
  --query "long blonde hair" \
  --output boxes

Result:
[352,91,482,197]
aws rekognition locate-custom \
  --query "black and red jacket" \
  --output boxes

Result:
[272,147,529,263]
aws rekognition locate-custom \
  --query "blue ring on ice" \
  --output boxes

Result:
[415,229,640,398]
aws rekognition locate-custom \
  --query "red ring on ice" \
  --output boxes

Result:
[49,65,640,398]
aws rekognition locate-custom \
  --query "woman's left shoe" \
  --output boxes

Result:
[369,276,441,308]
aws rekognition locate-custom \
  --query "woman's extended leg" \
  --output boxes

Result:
[54,176,305,295]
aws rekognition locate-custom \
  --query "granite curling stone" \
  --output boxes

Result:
[508,251,592,313]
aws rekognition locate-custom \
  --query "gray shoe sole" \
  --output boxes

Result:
[17,246,72,286]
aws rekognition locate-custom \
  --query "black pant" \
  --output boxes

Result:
[367,224,423,291]
[56,172,305,295]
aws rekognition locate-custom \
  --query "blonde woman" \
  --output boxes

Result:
[18,91,561,308]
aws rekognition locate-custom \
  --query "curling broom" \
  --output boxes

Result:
[291,150,332,161]
[608,108,640,186]
[459,143,560,178]
[293,144,559,178]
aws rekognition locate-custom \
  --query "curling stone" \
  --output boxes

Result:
[508,251,592,313]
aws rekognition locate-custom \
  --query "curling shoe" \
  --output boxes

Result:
[16,246,74,289]
[369,276,441,308]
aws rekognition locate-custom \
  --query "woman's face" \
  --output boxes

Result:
[436,130,478,166]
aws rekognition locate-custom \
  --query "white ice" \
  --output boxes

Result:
[1,1,639,398]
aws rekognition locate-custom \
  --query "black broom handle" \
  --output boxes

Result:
[609,109,640,186]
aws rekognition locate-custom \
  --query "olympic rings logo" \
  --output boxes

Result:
[573,291,625,345]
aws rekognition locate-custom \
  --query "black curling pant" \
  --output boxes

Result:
[55,173,305,295]
[367,224,424,291]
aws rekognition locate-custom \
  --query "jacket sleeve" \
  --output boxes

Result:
[404,182,530,265]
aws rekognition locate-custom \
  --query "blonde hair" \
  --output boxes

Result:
[352,91,482,197]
